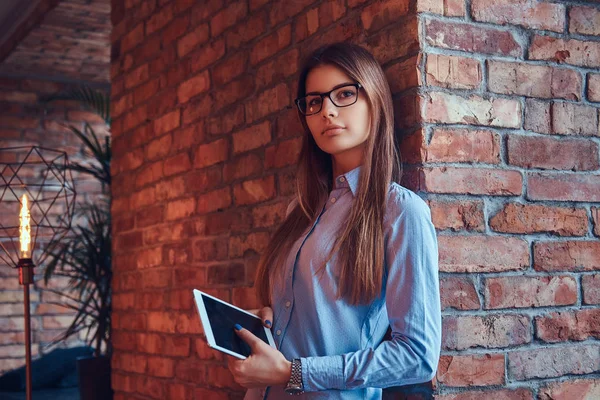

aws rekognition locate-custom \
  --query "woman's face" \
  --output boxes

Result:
[304,64,371,159]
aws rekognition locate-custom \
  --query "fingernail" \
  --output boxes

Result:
[234,323,242,331]
[265,320,272,327]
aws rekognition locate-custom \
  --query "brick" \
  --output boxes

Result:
[130,186,156,209]
[232,121,271,154]
[583,274,600,305]
[146,3,173,35]
[177,24,209,58]
[165,197,196,221]
[527,173,600,202]
[185,168,223,194]
[246,83,290,123]
[361,0,409,32]
[534,241,600,272]
[426,128,500,164]
[136,205,164,228]
[426,54,481,90]
[438,235,529,273]
[233,176,276,205]
[145,134,172,161]
[181,95,213,125]
[154,176,186,201]
[214,75,255,111]
[124,64,149,90]
[437,354,504,387]
[589,73,600,102]
[226,11,267,49]
[255,48,299,90]
[442,315,531,351]
[223,153,263,182]
[196,187,232,214]
[570,6,600,36]
[268,0,315,26]
[508,135,598,171]
[435,388,533,400]
[229,232,271,258]
[509,345,600,380]
[141,269,171,289]
[488,61,581,101]
[173,124,205,151]
[318,0,345,28]
[428,200,485,232]
[163,153,191,177]
[424,92,521,128]
[136,376,166,399]
[212,51,248,87]
[385,55,419,94]
[232,287,262,310]
[207,263,246,285]
[551,102,598,136]
[424,19,522,57]
[417,0,465,16]
[121,105,148,133]
[115,231,144,252]
[207,104,245,136]
[490,203,588,236]
[471,0,564,32]
[161,14,190,46]
[440,276,480,310]
[535,310,600,343]
[422,167,522,196]
[540,378,600,400]
[252,200,289,228]
[153,110,180,136]
[147,356,175,378]
[193,139,229,168]
[250,24,291,65]
[485,276,577,309]
[265,138,302,169]
[294,8,319,43]
[210,0,247,37]
[192,238,228,261]
[177,71,210,104]
[529,35,600,68]
[136,247,163,269]
[366,19,418,65]
[188,39,226,74]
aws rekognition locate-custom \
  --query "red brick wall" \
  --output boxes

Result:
[0,77,109,374]
[417,0,600,398]
[109,0,600,399]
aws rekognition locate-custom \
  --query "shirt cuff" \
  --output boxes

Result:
[301,355,345,392]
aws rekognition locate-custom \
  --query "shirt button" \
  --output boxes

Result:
[339,177,345,182]
[285,301,291,308]
[331,197,336,203]
[276,330,282,335]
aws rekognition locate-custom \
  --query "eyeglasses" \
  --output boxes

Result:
[295,83,362,116]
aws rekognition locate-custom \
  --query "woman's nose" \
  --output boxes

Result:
[321,96,338,117]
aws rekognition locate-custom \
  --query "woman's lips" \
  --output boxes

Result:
[323,127,344,136]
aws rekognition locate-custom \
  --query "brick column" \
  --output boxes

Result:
[417,0,600,398]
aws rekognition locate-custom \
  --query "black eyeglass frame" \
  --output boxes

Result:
[294,83,363,116]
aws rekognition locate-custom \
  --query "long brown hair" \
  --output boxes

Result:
[255,42,400,306]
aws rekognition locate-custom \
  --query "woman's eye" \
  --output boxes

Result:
[338,91,355,98]
[308,98,321,106]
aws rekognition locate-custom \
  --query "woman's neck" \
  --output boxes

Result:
[332,150,363,178]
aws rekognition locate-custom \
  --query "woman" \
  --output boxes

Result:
[228,42,441,399]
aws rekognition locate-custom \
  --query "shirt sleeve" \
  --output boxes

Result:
[299,192,441,391]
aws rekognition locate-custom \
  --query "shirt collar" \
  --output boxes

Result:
[333,166,361,196]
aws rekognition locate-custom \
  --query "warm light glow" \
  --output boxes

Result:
[19,194,31,259]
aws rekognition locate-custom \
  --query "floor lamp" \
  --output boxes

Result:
[0,146,76,400]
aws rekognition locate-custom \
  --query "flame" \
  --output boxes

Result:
[19,194,31,259]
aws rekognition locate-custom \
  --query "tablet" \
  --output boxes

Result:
[193,289,276,360]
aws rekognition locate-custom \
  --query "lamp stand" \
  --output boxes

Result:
[18,257,34,400]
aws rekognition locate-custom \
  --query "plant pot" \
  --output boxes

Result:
[76,355,113,400]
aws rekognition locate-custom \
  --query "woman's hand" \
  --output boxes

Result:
[227,324,291,388]
[247,306,274,329]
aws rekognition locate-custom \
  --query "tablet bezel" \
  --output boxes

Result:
[193,289,276,360]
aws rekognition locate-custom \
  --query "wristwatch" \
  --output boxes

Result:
[284,358,304,395]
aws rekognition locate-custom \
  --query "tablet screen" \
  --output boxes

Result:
[202,292,270,357]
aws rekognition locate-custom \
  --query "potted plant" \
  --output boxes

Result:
[41,86,112,400]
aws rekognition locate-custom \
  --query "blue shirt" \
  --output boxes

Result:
[245,166,441,399]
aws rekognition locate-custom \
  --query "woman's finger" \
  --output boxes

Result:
[258,306,274,328]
